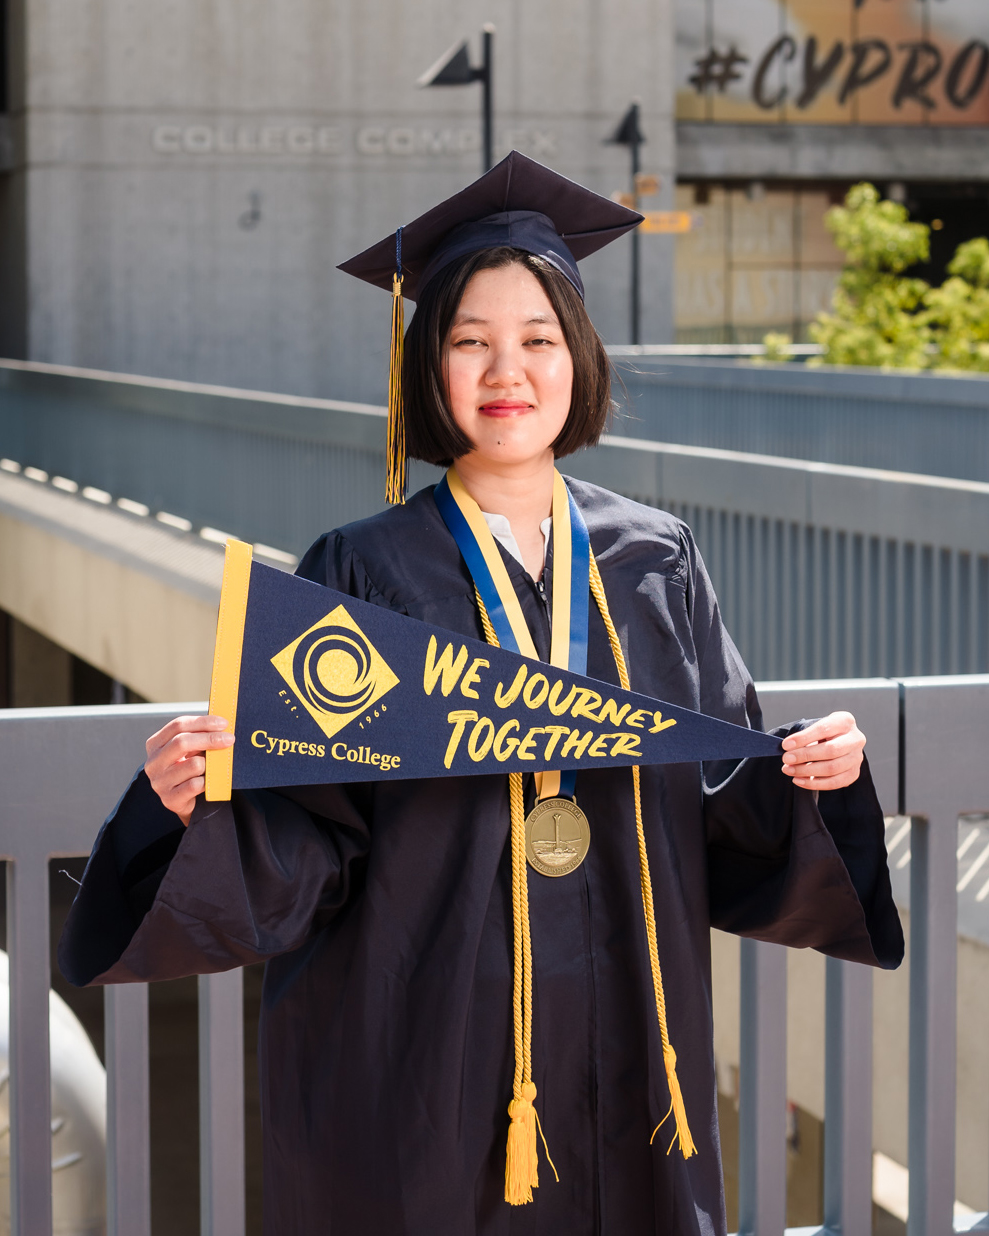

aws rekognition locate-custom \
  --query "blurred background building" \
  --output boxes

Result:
[674,0,989,343]
[2,0,989,397]
[0,0,676,405]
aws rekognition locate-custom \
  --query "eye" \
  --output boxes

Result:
[452,336,485,348]
[525,336,556,347]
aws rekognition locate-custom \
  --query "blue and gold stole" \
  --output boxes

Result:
[433,466,588,802]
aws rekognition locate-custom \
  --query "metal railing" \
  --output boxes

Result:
[0,360,987,684]
[1,676,986,1235]
[608,355,989,485]
[0,702,244,1236]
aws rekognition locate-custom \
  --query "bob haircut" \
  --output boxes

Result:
[402,246,612,466]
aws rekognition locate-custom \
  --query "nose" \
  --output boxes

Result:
[483,341,525,389]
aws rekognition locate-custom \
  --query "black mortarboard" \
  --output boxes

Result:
[338,151,643,504]
[339,150,643,302]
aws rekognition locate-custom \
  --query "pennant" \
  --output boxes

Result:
[205,542,781,800]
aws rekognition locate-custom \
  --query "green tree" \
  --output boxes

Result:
[807,183,931,369]
[924,237,989,372]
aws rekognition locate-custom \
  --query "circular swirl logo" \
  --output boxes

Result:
[292,625,379,716]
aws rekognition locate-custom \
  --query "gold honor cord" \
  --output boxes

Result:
[475,592,559,1205]
[587,555,697,1161]
[205,539,254,802]
[475,552,696,1207]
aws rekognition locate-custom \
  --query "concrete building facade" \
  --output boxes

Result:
[2,0,989,392]
[0,0,677,405]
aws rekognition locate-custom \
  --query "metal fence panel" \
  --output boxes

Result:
[610,357,989,485]
[902,677,989,1236]
[0,704,205,1236]
[2,361,988,683]
[756,680,900,1236]
[0,680,986,1235]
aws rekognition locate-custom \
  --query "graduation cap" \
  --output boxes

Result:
[338,151,643,504]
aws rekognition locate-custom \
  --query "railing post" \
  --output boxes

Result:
[105,983,151,1236]
[823,957,873,1236]
[7,851,53,1236]
[738,938,787,1236]
[199,969,245,1236]
[907,812,957,1236]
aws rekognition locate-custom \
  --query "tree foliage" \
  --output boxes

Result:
[808,184,931,370]
[923,237,989,372]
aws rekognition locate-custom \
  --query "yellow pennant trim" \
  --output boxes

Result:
[205,538,253,801]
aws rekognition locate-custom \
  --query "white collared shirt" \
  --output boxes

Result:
[480,511,553,572]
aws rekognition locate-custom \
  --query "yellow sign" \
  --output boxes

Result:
[271,604,400,741]
[634,173,660,197]
[640,211,696,234]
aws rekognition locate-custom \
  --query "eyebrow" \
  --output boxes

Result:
[452,312,560,326]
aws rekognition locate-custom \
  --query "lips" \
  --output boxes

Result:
[478,402,532,417]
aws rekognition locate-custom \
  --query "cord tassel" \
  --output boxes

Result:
[386,271,406,505]
[506,1081,539,1204]
[651,1045,698,1158]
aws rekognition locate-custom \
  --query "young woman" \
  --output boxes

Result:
[61,153,902,1236]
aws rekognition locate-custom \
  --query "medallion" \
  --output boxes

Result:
[525,797,591,878]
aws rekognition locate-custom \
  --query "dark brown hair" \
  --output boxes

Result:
[402,247,612,466]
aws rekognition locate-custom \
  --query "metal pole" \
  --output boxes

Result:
[481,24,494,172]
[199,970,246,1236]
[823,958,873,1236]
[106,984,152,1236]
[7,852,54,1236]
[737,938,787,1236]
[630,102,641,346]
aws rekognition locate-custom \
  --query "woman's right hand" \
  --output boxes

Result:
[145,715,235,827]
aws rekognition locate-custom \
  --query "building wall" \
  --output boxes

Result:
[673,182,843,342]
[1,0,676,403]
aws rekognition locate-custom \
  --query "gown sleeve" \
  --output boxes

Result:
[682,526,904,970]
[58,533,379,987]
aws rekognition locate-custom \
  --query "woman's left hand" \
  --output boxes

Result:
[780,711,865,791]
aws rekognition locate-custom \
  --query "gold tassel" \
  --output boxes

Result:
[386,272,407,505]
[506,1081,538,1205]
[651,1045,698,1158]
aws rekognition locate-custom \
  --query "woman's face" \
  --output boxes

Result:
[444,263,574,470]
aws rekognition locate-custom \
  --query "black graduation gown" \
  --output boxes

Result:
[59,478,903,1236]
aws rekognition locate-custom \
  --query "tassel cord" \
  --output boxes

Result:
[386,272,407,505]
[588,553,696,1160]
